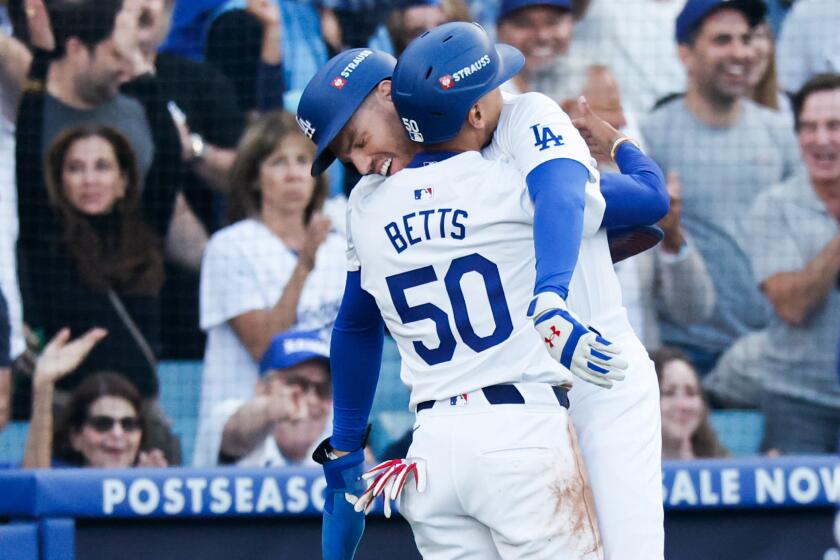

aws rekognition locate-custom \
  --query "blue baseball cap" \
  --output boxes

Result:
[259,330,330,375]
[297,49,397,176]
[675,0,767,44]
[392,22,524,144]
[497,0,572,22]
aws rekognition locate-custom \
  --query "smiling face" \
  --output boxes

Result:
[61,135,127,216]
[798,88,840,189]
[680,9,754,104]
[659,359,704,444]
[330,81,418,177]
[71,395,143,468]
[497,5,573,75]
[259,134,317,217]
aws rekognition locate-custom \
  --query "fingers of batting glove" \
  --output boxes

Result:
[349,459,426,518]
[585,336,628,371]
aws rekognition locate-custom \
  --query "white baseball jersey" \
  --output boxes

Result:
[483,91,606,237]
[347,152,573,408]
[484,91,631,339]
[475,93,659,559]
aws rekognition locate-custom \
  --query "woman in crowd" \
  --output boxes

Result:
[748,20,790,113]
[29,126,164,397]
[653,347,728,460]
[23,126,179,462]
[23,328,167,468]
[194,111,345,467]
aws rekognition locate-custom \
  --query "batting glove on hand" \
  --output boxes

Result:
[528,292,628,389]
[346,458,427,519]
[313,438,367,560]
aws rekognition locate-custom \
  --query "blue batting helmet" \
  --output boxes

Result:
[297,48,397,176]
[391,22,524,145]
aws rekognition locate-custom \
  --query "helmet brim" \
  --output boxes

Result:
[490,43,526,92]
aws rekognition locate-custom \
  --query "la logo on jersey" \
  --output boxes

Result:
[414,187,434,201]
[531,124,565,151]
[331,77,347,90]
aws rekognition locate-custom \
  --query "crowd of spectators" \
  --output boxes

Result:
[0,0,837,472]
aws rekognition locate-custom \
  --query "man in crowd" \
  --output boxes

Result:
[640,0,801,373]
[217,331,332,467]
[743,74,840,454]
[495,0,583,98]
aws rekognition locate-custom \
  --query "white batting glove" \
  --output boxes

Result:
[528,292,628,389]
[345,458,427,519]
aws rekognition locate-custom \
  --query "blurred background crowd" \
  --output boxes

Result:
[0,0,837,472]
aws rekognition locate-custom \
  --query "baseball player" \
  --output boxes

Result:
[302,25,667,560]
[312,33,624,560]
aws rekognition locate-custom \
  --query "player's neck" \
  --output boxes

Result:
[427,128,489,154]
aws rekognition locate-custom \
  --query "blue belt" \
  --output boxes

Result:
[416,384,569,413]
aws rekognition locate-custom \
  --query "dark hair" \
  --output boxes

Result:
[681,4,764,47]
[44,125,165,295]
[651,347,728,459]
[49,0,123,58]
[226,111,327,224]
[53,372,148,466]
[792,73,840,131]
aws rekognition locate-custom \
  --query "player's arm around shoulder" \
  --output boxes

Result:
[498,91,596,179]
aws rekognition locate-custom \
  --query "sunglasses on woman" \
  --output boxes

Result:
[86,415,142,433]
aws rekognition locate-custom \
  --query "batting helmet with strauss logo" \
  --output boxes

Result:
[297,48,397,176]
[391,22,524,145]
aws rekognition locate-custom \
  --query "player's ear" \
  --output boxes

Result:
[377,79,393,102]
[467,103,483,129]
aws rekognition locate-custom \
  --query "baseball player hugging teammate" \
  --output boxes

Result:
[298,22,669,560]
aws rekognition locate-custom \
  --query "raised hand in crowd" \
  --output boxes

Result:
[32,328,108,392]
[24,0,54,51]
[247,0,283,66]
[298,212,332,271]
[257,375,312,424]
[113,0,154,78]
[23,328,107,468]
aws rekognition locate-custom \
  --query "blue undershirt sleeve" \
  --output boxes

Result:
[600,143,669,229]
[527,159,589,300]
[329,270,385,452]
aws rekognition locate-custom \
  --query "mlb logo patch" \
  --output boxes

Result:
[414,187,434,201]
[331,77,347,90]
[449,394,469,407]
[439,75,454,90]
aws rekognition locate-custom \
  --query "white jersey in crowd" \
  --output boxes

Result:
[193,218,345,467]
